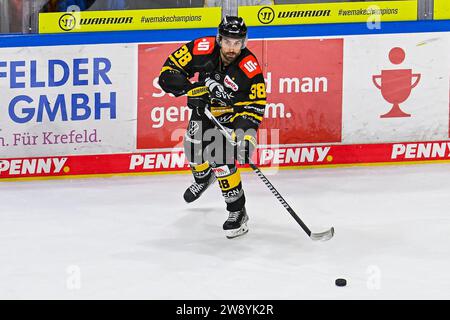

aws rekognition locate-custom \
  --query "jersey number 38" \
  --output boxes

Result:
[249,83,266,99]
[173,45,192,67]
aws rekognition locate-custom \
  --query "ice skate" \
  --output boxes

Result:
[223,207,249,239]
[183,173,217,203]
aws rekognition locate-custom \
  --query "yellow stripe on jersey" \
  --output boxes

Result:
[210,107,234,117]
[217,170,241,191]
[159,66,176,74]
[230,112,263,123]
[169,54,186,72]
[234,100,267,106]
[210,107,234,113]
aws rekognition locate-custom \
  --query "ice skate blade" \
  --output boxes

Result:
[225,223,249,239]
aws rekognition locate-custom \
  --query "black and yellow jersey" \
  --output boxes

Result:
[159,36,267,131]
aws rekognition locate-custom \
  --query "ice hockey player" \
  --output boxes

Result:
[158,16,267,239]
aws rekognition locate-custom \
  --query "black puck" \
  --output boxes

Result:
[335,278,347,287]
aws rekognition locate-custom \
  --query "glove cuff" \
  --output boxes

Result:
[205,78,221,91]
[187,85,209,97]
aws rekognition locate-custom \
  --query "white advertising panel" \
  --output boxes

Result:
[342,32,449,143]
[0,44,137,157]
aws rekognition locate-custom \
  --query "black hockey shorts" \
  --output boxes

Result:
[183,110,236,167]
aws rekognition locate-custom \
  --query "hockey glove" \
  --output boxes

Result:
[186,83,209,116]
[158,68,191,97]
[236,135,257,165]
[205,75,233,107]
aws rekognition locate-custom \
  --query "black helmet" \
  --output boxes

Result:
[217,16,248,48]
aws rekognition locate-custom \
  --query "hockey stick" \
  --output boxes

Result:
[204,108,334,241]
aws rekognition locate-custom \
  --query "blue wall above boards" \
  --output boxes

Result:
[0,20,449,48]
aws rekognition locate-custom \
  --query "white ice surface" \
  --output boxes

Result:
[1,163,450,299]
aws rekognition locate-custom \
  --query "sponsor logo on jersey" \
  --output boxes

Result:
[224,75,239,91]
[239,55,261,79]
[193,37,215,55]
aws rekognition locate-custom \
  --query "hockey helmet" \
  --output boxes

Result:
[217,16,248,49]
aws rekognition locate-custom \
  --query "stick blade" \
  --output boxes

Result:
[310,227,335,241]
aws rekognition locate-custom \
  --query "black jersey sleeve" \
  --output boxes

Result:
[231,68,267,132]
[158,37,217,97]
[158,40,197,96]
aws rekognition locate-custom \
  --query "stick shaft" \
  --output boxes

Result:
[204,109,312,237]
[248,163,312,236]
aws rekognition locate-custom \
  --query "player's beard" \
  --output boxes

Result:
[220,49,239,65]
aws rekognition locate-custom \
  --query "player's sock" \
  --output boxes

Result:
[212,165,249,238]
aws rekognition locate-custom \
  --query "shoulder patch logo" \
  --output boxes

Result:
[239,55,262,79]
[193,37,215,55]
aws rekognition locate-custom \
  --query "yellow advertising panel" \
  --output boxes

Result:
[434,0,450,20]
[239,1,417,26]
[39,7,221,33]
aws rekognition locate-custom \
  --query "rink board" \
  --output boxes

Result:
[0,21,449,179]
[1,141,450,179]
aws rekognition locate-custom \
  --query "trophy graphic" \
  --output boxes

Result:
[372,47,421,118]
